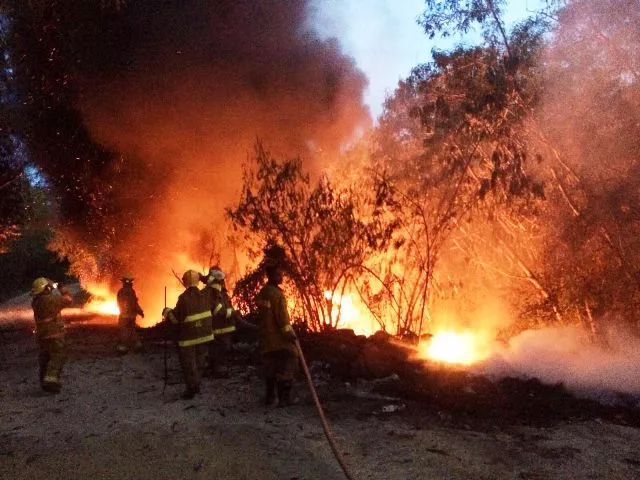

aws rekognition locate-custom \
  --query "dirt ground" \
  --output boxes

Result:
[2,320,640,480]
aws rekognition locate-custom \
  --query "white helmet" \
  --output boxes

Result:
[208,268,225,283]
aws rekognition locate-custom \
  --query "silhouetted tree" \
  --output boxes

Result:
[228,142,397,331]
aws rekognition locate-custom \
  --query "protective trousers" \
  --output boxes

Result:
[262,349,298,406]
[178,343,207,394]
[38,338,67,390]
[117,315,141,353]
[208,334,232,377]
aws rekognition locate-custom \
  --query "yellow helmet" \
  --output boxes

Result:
[31,277,52,296]
[182,270,201,288]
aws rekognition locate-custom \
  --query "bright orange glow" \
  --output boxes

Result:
[81,281,186,327]
[83,283,120,317]
[323,290,378,336]
[418,330,488,365]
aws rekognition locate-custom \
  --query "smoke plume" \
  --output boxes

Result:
[45,0,370,320]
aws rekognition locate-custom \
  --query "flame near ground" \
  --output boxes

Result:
[0,277,629,400]
[3,284,640,398]
[80,282,486,368]
[82,281,187,327]
[78,283,505,368]
[77,285,640,398]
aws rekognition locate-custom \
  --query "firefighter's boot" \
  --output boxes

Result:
[39,362,46,384]
[180,390,195,400]
[277,380,297,407]
[181,385,200,400]
[42,381,61,394]
[264,378,277,406]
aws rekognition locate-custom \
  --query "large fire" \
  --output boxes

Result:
[325,290,491,366]
[81,282,180,327]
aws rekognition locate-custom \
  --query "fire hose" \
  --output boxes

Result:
[162,286,168,396]
[294,339,356,480]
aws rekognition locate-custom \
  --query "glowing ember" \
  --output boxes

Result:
[421,331,483,365]
[83,283,120,317]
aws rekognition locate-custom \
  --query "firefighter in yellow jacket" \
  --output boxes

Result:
[162,270,214,399]
[255,263,298,406]
[203,267,236,378]
[30,277,73,393]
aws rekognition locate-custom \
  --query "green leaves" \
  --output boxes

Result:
[419,0,507,40]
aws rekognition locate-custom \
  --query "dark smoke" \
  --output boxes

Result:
[30,0,370,318]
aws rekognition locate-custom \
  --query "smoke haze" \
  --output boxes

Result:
[476,0,640,398]
[478,326,640,397]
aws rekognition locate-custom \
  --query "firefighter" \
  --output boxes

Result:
[30,277,73,393]
[162,270,214,399]
[116,273,145,354]
[203,267,237,378]
[255,263,298,407]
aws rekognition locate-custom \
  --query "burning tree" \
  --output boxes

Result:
[364,15,547,337]
[228,142,397,332]
[376,0,640,344]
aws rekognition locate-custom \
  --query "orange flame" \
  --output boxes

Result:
[324,290,378,336]
[83,282,120,317]
[418,330,490,365]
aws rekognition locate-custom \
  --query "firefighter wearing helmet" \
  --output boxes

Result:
[255,261,298,407]
[116,273,145,354]
[30,277,73,393]
[202,267,237,378]
[162,269,214,399]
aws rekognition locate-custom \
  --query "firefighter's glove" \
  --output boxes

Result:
[162,307,172,320]
[282,325,297,342]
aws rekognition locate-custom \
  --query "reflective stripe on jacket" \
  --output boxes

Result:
[171,286,214,347]
[204,284,237,336]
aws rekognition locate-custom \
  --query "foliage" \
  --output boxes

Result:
[531,0,640,334]
[0,143,27,249]
[228,142,397,331]
[407,0,640,338]
[0,228,73,302]
[419,0,509,43]
[366,14,548,334]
